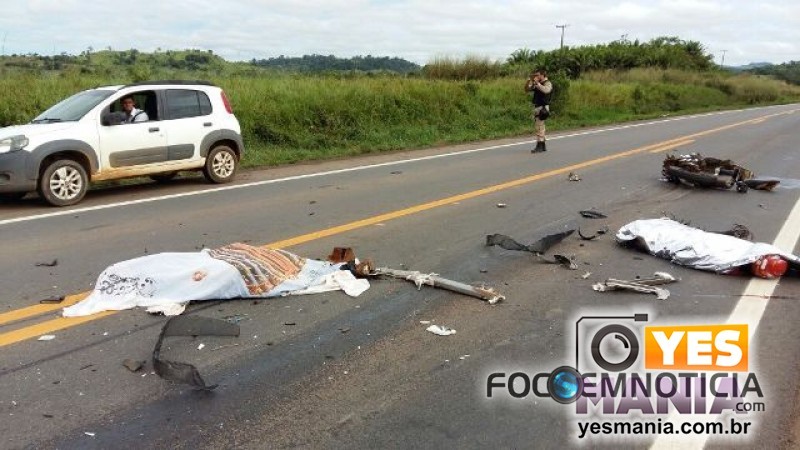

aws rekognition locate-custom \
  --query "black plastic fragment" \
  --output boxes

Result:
[153,315,240,390]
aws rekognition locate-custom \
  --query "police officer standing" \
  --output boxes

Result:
[524,69,553,153]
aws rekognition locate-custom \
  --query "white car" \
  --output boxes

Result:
[0,80,244,206]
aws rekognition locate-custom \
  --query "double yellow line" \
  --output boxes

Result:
[0,111,791,348]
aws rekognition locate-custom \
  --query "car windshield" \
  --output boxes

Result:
[32,89,114,123]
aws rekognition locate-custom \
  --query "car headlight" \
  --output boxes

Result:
[0,135,29,154]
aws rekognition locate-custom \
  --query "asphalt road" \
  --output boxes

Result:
[1,105,800,449]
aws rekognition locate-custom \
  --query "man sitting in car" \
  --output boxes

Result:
[121,95,149,123]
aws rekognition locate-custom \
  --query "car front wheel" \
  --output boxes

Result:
[203,145,238,184]
[38,159,88,206]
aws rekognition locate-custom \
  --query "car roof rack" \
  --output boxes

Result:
[124,80,217,87]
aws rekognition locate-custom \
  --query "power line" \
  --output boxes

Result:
[556,24,569,50]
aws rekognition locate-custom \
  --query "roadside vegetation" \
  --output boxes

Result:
[1,38,799,169]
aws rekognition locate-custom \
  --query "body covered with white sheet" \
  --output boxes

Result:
[63,244,368,317]
[616,218,800,272]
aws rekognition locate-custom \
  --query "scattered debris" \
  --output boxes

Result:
[38,335,55,341]
[593,272,677,300]
[372,267,504,304]
[487,227,575,255]
[197,343,205,350]
[496,203,507,208]
[35,259,58,267]
[581,272,592,279]
[579,210,607,219]
[715,224,753,241]
[426,325,457,336]
[419,320,431,325]
[617,218,800,277]
[486,225,577,269]
[153,315,240,390]
[84,432,96,437]
[39,296,65,304]
[327,247,356,264]
[338,327,351,334]
[390,170,403,175]
[223,314,249,324]
[284,322,296,326]
[211,343,240,351]
[578,226,609,241]
[43,414,54,418]
[662,153,779,193]
[568,172,581,182]
[79,364,94,371]
[122,359,145,372]
[553,254,578,270]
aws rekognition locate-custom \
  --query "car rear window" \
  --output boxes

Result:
[165,89,212,119]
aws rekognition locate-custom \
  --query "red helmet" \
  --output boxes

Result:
[752,255,788,279]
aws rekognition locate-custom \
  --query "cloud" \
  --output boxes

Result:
[0,0,797,66]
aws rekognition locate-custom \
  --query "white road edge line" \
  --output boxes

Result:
[649,192,800,449]
[0,104,788,227]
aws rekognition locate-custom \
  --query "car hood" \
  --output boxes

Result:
[0,122,79,140]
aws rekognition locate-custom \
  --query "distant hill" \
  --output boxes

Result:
[250,54,420,74]
[749,61,800,85]
[0,49,421,76]
[726,62,773,72]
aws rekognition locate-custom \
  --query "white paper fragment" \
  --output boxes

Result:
[426,325,457,336]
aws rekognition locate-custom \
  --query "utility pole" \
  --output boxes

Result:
[556,24,569,50]
[720,49,727,67]
[1,32,6,56]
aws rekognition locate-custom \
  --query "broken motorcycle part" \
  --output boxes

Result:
[372,267,504,304]
[592,272,677,300]
[486,228,575,255]
[662,153,779,193]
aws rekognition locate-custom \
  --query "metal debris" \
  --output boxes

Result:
[153,315,240,390]
[592,272,678,300]
[38,335,56,341]
[496,203,507,208]
[373,267,504,304]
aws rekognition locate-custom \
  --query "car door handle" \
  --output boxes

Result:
[203,122,213,127]
[149,127,160,132]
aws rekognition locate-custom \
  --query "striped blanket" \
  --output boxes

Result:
[207,243,306,295]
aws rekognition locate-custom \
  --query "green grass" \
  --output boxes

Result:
[1,68,799,170]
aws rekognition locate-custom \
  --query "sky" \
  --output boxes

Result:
[1,0,798,67]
